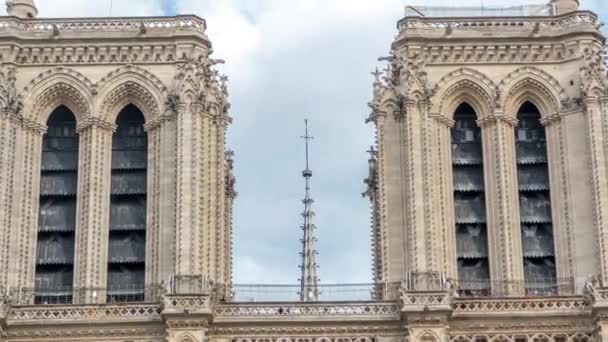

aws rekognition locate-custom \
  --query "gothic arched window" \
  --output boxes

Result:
[515,102,556,295]
[451,103,490,296]
[107,104,147,302]
[35,106,78,304]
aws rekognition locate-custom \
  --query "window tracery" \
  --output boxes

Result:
[515,102,556,295]
[107,104,147,303]
[35,105,78,304]
[451,103,490,295]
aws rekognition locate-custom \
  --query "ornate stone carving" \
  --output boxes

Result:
[0,65,21,114]
[214,302,401,318]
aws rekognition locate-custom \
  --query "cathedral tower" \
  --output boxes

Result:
[367,2,606,297]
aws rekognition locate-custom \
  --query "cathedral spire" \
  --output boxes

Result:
[6,0,38,19]
[298,119,320,302]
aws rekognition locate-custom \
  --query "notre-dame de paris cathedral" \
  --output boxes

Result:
[0,0,607,341]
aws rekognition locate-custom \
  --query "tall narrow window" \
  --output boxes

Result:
[515,102,556,295]
[451,103,490,296]
[36,106,78,304]
[107,105,147,302]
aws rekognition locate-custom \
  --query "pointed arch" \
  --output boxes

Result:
[499,66,566,119]
[179,333,197,342]
[416,330,440,342]
[514,101,557,294]
[22,67,94,125]
[107,104,147,302]
[96,65,167,123]
[451,102,490,295]
[35,105,79,304]
[433,68,498,120]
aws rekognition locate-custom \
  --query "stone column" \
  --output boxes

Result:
[542,114,575,293]
[397,99,431,274]
[372,109,391,283]
[0,110,20,289]
[212,115,229,284]
[156,112,178,287]
[583,96,608,285]
[430,114,458,280]
[401,283,452,342]
[73,118,115,304]
[7,119,46,296]
[478,113,524,296]
[174,101,198,276]
[144,118,165,298]
[194,103,211,278]
[162,292,213,342]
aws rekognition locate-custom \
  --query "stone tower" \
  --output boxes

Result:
[0,0,234,306]
[367,2,606,297]
[6,0,37,19]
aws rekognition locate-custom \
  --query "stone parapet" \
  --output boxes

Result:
[396,11,600,41]
[0,15,207,40]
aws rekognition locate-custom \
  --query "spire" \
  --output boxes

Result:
[6,0,37,19]
[298,119,320,302]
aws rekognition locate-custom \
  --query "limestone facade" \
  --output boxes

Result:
[0,14,234,301]
[0,0,607,342]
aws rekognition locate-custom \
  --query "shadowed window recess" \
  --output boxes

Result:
[451,103,490,295]
[107,104,147,303]
[35,106,78,304]
[515,102,556,294]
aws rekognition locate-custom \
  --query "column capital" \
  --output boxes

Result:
[76,117,116,133]
[540,113,562,127]
[429,113,454,128]
[144,118,162,132]
[190,102,205,114]
[20,118,46,135]
[582,95,599,106]
[477,113,518,128]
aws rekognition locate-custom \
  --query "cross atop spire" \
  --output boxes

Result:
[298,119,320,302]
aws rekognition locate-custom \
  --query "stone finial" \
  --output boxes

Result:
[6,0,38,19]
[550,0,579,15]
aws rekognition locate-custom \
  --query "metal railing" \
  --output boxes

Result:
[221,283,401,303]
[404,4,552,18]
[4,285,165,305]
[0,277,578,305]
[456,277,575,298]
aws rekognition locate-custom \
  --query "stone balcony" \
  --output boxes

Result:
[395,9,602,44]
[0,280,601,342]
[0,15,207,39]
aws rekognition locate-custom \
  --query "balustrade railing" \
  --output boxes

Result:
[398,10,598,32]
[0,15,206,34]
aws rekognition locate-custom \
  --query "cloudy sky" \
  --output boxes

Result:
[13,0,607,285]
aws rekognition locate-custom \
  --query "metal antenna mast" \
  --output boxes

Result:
[298,119,320,302]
